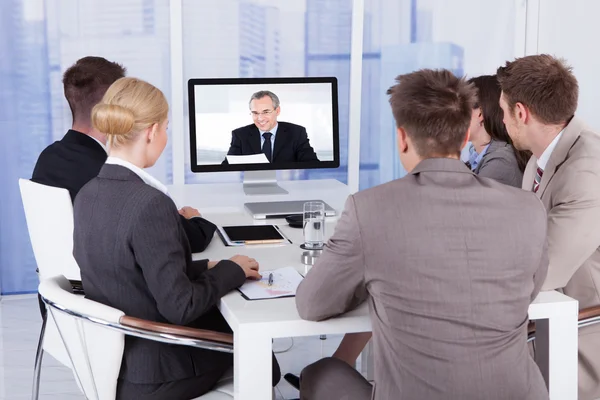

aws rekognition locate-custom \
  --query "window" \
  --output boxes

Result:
[0,0,171,293]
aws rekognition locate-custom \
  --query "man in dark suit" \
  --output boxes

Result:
[31,56,216,253]
[225,90,319,163]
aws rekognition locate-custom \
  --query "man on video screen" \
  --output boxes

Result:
[225,90,319,163]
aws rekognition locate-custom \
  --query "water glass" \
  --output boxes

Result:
[303,201,325,249]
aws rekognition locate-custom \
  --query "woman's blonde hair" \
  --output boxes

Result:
[92,77,168,147]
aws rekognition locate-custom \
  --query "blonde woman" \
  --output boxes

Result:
[73,77,280,399]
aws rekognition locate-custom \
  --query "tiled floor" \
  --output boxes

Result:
[0,295,348,400]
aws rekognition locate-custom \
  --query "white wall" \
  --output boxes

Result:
[537,0,600,131]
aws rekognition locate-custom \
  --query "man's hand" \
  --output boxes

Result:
[178,206,201,219]
[207,261,218,269]
[229,255,261,280]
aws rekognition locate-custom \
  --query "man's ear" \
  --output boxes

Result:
[275,106,281,117]
[397,127,408,153]
[515,102,529,124]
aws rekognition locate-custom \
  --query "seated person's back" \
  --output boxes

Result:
[31,56,124,201]
[32,56,215,253]
[351,163,546,398]
[73,77,268,400]
[296,69,548,400]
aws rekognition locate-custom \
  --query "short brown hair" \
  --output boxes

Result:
[497,54,578,125]
[387,69,476,157]
[63,56,126,124]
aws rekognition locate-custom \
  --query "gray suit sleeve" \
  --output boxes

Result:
[296,196,367,321]
[477,153,522,188]
[532,237,549,302]
[132,194,245,325]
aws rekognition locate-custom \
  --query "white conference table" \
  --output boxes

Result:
[168,179,578,400]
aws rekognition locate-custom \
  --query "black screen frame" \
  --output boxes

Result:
[188,77,340,173]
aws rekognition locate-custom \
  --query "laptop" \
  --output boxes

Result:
[244,200,337,219]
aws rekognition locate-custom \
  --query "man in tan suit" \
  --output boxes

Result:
[498,54,600,400]
[295,69,549,400]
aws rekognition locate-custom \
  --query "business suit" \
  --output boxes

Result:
[474,140,524,188]
[73,164,270,399]
[32,129,216,253]
[522,117,600,400]
[226,121,319,162]
[297,158,549,400]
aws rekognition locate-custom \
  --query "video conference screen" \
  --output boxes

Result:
[188,77,339,172]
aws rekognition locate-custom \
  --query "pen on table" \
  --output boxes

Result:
[268,273,273,286]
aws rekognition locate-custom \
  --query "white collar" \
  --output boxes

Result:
[259,123,278,137]
[90,136,108,154]
[537,129,564,171]
[105,156,168,194]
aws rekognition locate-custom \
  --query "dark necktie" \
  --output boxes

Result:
[262,132,273,162]
[533,166,544,193]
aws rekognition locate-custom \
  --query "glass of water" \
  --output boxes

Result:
[303,201,325,249]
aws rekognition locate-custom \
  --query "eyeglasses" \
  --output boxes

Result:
[250,109,275,117]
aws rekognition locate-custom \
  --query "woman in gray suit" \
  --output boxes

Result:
[467,75,531,187]
[73,77,280,399]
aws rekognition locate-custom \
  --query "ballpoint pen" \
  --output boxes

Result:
[268,273,273,286]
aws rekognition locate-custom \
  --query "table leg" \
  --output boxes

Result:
[534,309,578,399]
[234,327,273,400]
[360,340,374,381]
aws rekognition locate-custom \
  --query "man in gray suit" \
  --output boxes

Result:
[295,69,549,400]
[498,54,600,400]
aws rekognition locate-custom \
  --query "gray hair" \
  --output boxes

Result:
[249,90,280,109]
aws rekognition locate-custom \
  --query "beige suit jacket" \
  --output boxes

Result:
[297,158,549,400]
[522,117,600,400]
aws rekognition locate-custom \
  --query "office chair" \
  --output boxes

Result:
[39,275,234,399]
[18,179,82,398]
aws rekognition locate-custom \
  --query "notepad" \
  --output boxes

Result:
[217,225,287,246]
[238,267,304,300]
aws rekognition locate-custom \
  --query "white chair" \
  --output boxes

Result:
[18,179,82,399]
[39,275,234,400]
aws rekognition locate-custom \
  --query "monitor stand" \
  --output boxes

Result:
[243,170,288,195]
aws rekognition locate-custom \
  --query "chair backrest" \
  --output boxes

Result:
[19,179,80,280]
[39,275,125,400]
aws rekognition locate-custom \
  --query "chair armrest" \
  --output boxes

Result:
[119,315,234,345]
[578,305,600,321]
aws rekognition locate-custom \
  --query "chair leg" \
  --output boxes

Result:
[32,313,47,400]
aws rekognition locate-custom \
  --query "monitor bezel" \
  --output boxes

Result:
[188,77,340,173]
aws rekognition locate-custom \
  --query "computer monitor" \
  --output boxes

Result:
[188,77,339,195]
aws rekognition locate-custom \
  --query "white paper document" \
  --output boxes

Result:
[226,154,269,164]
[238,266,304,300]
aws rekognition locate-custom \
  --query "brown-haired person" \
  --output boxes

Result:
[31,56,216,253]
[498,54,600,400]
[295,69,549,400]
[74,77,280,399]
[466,75,531,187]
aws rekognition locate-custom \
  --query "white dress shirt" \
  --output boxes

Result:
[537,129,564,171]
[105,156,167,194]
